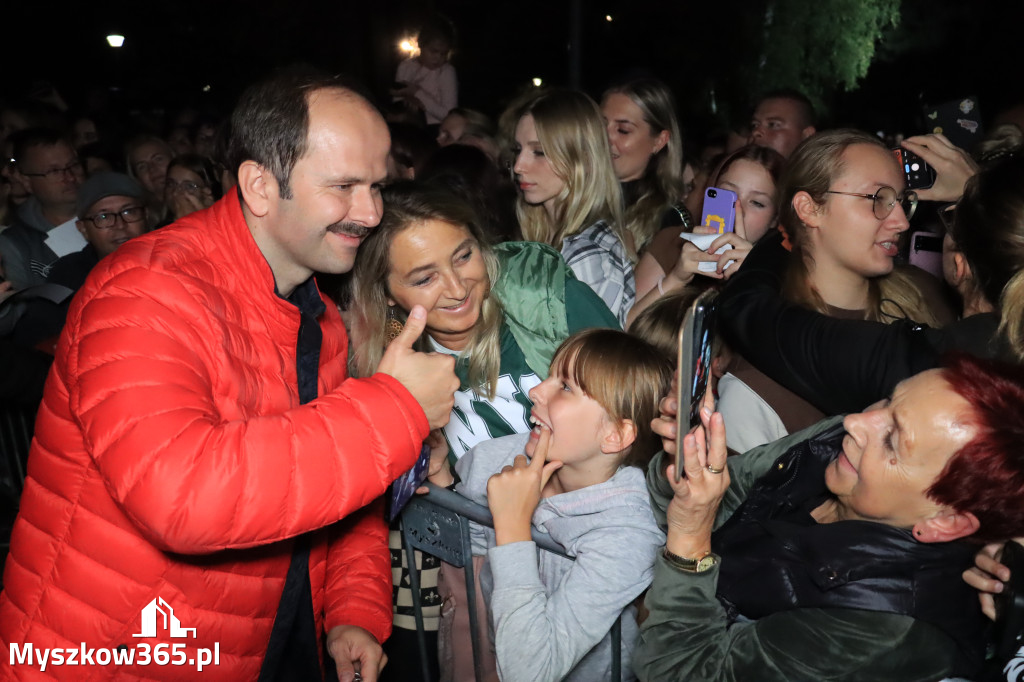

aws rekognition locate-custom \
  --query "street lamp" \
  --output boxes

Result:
[107,34,125,48]
[399,37,419,57]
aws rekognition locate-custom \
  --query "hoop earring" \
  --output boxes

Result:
[385,305,404,344]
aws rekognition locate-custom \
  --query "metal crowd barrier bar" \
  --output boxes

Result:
[401,481,622,682]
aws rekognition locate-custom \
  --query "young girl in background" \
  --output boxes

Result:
[393,17,458,125]
[511,89,635,326]
[629,144,785,323]
[436,328,669,682]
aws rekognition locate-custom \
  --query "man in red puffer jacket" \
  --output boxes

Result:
[0,68,459,681]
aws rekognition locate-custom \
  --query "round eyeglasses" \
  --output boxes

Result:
[84,206,146,230]
[825,185,918,221]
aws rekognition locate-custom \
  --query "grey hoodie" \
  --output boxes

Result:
[456,433,665,682]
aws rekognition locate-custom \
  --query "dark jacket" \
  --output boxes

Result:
[637,419,986,682]
[718,232,1002,414]
[714,424,986,676]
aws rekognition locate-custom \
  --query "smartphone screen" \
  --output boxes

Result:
[892,148,936,190]
[700,187,737,234]
[675,289,717,482]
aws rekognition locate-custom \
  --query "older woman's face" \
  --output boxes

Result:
[826,369,976,529]
[386,219,488,352]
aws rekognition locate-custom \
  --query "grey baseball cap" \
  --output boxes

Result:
[76,172,145,217]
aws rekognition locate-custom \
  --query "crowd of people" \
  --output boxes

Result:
[0,20,1023,682]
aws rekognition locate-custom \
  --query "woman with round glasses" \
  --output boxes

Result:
[778,129,953,327]
[703,131,954,451]
[717,137,1024,416]
[164,154,222,222]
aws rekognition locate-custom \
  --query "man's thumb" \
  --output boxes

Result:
[392,305,427,348]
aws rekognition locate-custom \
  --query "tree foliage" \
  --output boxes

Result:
[757,0,901,102]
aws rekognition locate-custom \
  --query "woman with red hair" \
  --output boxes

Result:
[635,353,1024,682]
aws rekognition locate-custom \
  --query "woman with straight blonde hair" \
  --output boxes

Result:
[511,89,634,326]
[601,78,687,252]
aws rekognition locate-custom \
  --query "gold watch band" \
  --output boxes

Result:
[663,546,718,573]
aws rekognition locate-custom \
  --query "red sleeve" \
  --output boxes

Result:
[323,497,392,644]
[62,265,429,555]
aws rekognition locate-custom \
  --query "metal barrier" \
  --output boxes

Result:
[401,482,622,682]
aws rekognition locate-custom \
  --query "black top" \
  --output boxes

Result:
[259,277,325,681]
[717,232,1002,414]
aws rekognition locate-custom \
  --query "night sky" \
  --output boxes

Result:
[7,0,1024,143]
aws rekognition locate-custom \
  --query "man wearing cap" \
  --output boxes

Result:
[11,172,147,349]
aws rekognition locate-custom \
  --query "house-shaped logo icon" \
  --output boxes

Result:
[132,597,197,639]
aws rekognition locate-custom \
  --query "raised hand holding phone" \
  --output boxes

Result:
[708,201,754,278]
[900,133,978,202]
[665,389,729,558]
[488,426,563,545]
[674,289,718,482]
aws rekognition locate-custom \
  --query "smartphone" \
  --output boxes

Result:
[700,187,737,234]
[994,540,1024,661]
[892,148,936,190]
[675,289,718,482]
[387,443,432,521]
[908,231,943,280]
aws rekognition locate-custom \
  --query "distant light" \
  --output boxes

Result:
[605,14,613,21]
[399,38,419,56]
[202,85,212,93]
[107,34,125,48]
[532,78,543,87]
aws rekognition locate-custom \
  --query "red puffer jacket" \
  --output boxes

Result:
[0,192,427,680]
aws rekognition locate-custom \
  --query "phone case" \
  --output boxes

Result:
[675,290,718,482]
[388,443,433,521]
[908,231,943,280]
[700,188,737,234]
[922,96,983,152]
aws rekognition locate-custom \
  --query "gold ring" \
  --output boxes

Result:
[706,464,725,474]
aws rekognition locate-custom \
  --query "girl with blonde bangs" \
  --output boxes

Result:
[511,89,635,326]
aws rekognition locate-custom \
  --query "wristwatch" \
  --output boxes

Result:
[663,546,719,573]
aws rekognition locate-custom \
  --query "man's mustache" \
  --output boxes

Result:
[328,222,372,238]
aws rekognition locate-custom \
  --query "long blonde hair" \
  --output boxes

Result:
[602,79,684,251]
[349,183,505,398]
[779,129,941,325]
[512,90,631,258]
